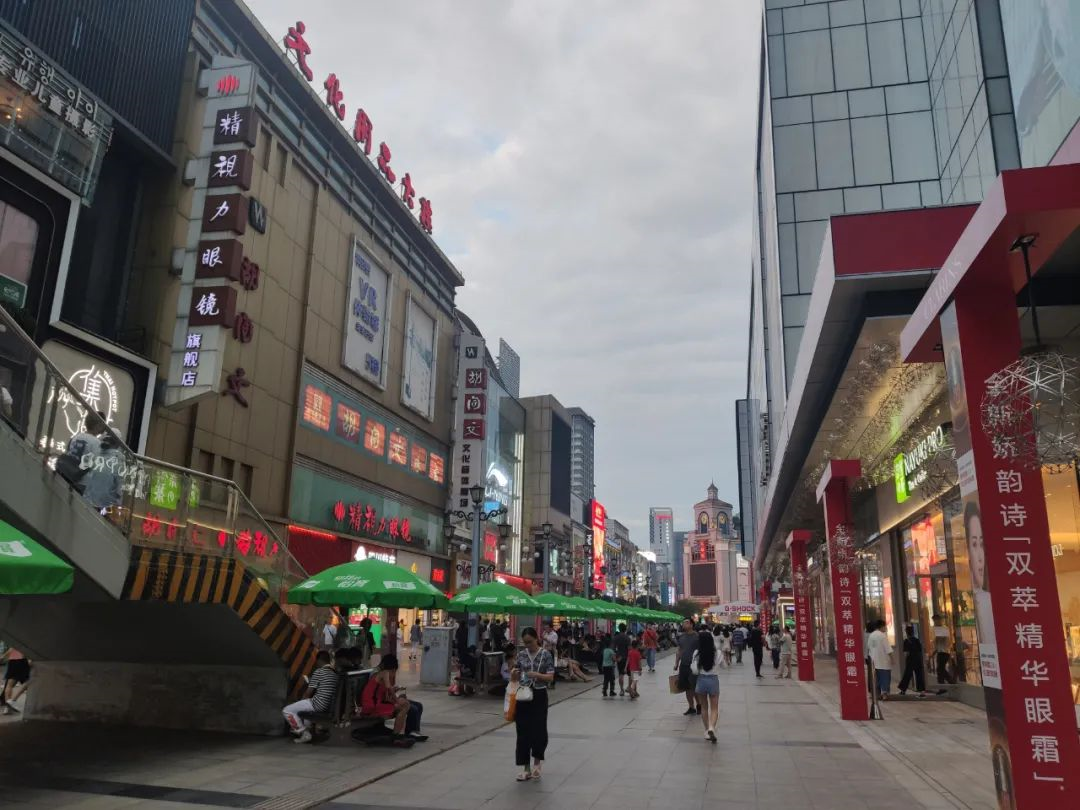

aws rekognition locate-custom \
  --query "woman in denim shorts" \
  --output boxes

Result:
[692,631,721,742]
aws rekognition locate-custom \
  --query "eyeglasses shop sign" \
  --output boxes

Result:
[894,424,949,503]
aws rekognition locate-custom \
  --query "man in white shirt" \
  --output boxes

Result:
[543,623,558,651]
[867,619,893,700]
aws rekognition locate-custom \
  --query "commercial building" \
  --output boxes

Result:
[446,313,526,591]
[738,1,1080,801]
[568,406,595,501]
[604,516,634,601]
[671,530,689,601]
[521,394,574,594]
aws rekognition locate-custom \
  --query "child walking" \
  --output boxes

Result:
[626,639,643,699]
[601,637,617,698]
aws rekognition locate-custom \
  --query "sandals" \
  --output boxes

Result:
[516,772,531,782]
[532,765,543,780]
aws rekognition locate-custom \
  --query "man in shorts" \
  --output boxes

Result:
[673,619,699,715]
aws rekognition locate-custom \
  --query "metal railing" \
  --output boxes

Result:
[0,305,310,612]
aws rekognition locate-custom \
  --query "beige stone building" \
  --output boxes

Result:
[128,0,463,589]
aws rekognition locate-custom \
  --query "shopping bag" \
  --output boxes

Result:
[504,688,517,721]
[669,673,681,694]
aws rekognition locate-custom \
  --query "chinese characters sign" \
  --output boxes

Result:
[816,460,868,721]
[289,465,444,553]
[591,500,607,592]
[939,297,1077,803]
[280,21,434,234]
[165,58,261,406]
[786,531,814,682]
[0,31,114,200]
[449,335,488,511]
[342,237,391,386]
[298,369,447,485]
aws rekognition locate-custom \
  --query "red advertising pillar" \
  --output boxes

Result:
[785,530,814,682]
[815,460,868,720]
[759,579,772,632]
[939,273,1078,804]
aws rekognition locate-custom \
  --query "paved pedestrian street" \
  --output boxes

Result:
[0,657,998,810]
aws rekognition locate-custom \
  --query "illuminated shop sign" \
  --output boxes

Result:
[894,424,950,503]
[591,500,606,592]
[299,368,447,485]
[289,464,444,553]
[354,543,396,565]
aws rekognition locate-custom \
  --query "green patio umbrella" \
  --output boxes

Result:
[287,557,450,609]
[565,595,602,616]
[0,520,74,596]
[534,592,586,616]
[450,581,540,615]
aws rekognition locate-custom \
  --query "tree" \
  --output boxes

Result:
[672,598,703,619]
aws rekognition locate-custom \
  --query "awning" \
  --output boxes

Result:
[0,520,74,595]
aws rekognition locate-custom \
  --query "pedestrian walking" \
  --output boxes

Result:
[612,623,631,696]
[898,625,926,695]
[626,639,643,699]
[601,636,616,697]
[732,624,747,664]
[747,623,765,678]
[513,627,554,782]
[768,624,782,670]
[692,630,720,742]
[672,619,700,715]
[642,623,659,672]
[719,627,733,666]
[777,625,793,678]
[408,619,422,661]
[931,614,954,684]
[868,620,893,700]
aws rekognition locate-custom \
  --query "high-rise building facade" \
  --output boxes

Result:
[738,0,1080,791]
[568,406,595,501]
[648,507,674,600]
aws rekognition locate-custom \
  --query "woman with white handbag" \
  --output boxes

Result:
[512,626,554,781]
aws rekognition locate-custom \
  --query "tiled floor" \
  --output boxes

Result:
[0,653,998,810]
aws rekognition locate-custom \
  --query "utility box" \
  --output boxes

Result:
[420,626,452,686]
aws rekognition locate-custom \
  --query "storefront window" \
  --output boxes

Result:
[859,543,891,645]
[1042,465,1080,714]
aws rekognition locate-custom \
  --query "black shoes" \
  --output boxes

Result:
[683,707,696,716]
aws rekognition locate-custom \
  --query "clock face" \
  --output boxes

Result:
[718,513,728,525]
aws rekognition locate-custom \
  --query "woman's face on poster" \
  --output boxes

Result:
[968,513,986,590]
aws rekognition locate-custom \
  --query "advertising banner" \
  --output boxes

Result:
[590,500,606,592]
[449,333,488,512]
[940,292,1077,806]
[786,533,815,682]
[342,238,392,387]
[401,294,437,419]
[818,462,868,721]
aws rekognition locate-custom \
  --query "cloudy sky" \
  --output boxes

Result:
[249,1,760,540]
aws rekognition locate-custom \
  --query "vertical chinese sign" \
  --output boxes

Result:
[939,282,1077,806]
[165,57,260,406]
[816,460,868,720]
[449,333,488,522]
[786,531,815,682]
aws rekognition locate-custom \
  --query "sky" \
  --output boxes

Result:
[248,1,761,541]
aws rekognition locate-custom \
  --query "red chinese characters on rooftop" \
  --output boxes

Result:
[280,21,433,233]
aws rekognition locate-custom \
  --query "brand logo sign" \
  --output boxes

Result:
[894,424,949,503]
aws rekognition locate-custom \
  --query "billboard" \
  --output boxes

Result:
[1001,0,1080,166]
[401,293,437,419]
[590,500,606,592]
[342,238,392,387]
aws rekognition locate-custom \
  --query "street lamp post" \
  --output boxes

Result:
[541,522,552,593]
[445,483,508,648]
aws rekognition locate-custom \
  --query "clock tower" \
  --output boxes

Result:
[683,482,737,607]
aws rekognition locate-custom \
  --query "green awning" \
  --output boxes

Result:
[0,520,74,595]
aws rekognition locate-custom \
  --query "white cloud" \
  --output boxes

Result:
[248,0,760,539]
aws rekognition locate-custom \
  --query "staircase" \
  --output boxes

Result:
[0,306,315,732]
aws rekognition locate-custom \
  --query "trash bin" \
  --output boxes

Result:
[420,626,452,686]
